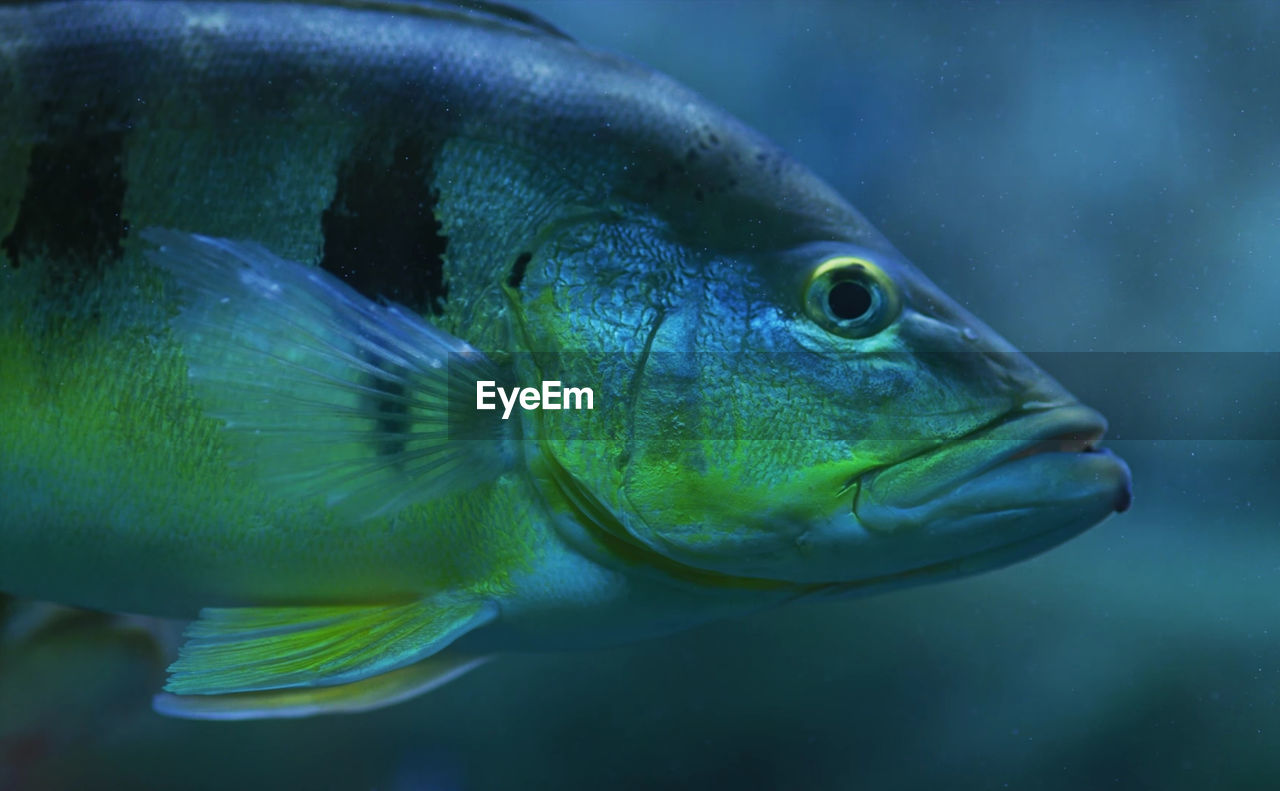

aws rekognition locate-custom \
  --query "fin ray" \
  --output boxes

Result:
[144,228,514,521]
[165,596,496,696]
[153,654,489,720]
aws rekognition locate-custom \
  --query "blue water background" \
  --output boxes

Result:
[4,2,1278,788]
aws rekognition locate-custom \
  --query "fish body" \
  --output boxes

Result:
[0,0,1131,717]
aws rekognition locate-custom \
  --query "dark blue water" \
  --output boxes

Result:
[2,2,1277,789]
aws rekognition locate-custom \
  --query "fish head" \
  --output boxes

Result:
[516,119,1130,595]
[758,237,1134,592]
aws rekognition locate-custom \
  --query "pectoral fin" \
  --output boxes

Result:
[163,595,496,697]
[143,228,516,520]
[153,653,489,720]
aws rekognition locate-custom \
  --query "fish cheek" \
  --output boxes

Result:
[620,447,790,566]
[604,314,860,573]
[615,435,855,579]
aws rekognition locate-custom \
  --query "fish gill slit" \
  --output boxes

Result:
[507,251,532,289]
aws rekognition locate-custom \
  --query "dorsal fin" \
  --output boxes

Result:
[0,0,572,41]
[356,0,572,40]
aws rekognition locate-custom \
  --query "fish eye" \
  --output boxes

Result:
[803,257,901,338]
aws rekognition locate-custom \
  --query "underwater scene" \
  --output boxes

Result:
[0,1,1277,789]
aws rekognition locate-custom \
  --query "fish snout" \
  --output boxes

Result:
[853,402,1131,537]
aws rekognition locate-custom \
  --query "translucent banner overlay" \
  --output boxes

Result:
[1025,351,1279,441]
[444,352,1280,441]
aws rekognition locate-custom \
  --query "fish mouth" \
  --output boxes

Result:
[852,403,1132,539]
[783,404,1129,593]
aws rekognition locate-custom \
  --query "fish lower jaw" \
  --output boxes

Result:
[854,446,1131,536]
[829,507,1111,598]
[795,484,1120,595]
[851,403,1120,525]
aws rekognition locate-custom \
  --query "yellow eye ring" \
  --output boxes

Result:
[802,257,901,338]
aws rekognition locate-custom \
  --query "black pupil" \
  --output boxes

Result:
[827,279,873,321]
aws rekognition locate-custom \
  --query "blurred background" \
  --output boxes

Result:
[3,1,1278,788]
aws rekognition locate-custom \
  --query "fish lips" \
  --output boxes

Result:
[853,403,1133,546]
[769,404,1132,589]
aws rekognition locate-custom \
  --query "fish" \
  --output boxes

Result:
[0,0,1132,719]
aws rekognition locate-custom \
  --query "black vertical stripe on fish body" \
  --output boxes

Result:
[319,133,451,464]
[0,121,129,290]
[0,10,155,295]
[320,134,449,317]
